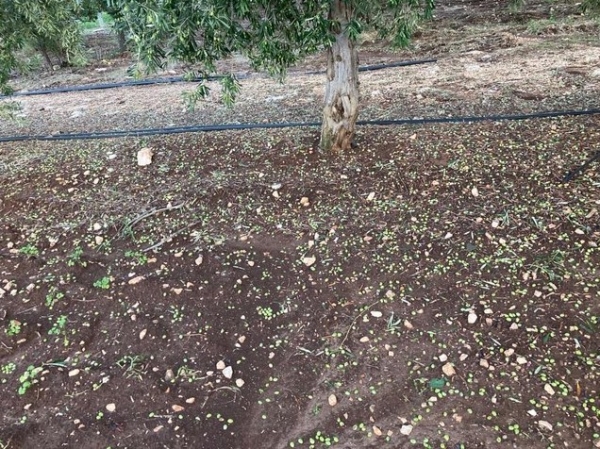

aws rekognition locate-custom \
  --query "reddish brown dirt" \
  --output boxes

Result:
[1,2,600,449]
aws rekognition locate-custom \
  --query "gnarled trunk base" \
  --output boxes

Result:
[320,1,359,153]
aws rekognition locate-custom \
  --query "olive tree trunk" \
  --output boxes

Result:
[320,0,359,153]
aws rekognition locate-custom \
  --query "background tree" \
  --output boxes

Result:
[79,0,130,52]
[114,0,434,152]
[0,0,83,93]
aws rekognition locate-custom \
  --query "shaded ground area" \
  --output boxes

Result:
[1,1,600,449]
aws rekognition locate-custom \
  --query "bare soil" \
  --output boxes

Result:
[0,1,599,449]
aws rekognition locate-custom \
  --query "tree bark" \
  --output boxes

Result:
[37,39,54,69]
[117,30,127,53]
[320,0,359,153]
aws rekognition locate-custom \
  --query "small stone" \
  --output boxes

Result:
[527,409,537,417]
[504,348,515,357]
[467,313,478,324]
[594,438,600,448]
[300,197,310,207]
[93,223,102,231]
[370,311,383,318]
[139,329,147,340]
[442,363,456,377]
[404,320,414,330]
[68,369,80,377]
[538,420,553,431]
[367,192,376,201]
[153,425,164,433]
[400,424,413,436]
[216,360,226,370]
[95,236,104,245]
[302,256,316,267]
[544,384,555,396]
[106,403,116,412]
[195,256,203,265]
[438,354,448,363]
[373,425,382,436]
[516,356,527,365]
[185,398,195,404]
[235,378,245,388]
[479,359,489,368]
[172,404,185,412]
[359,336,370,343]
[238,335,246,344]
[471,186,479,197]
[222,366,233,379]
[128,276,144,285]
[165,369,175,382]
[137,147,154,166]
[328,394,338,407]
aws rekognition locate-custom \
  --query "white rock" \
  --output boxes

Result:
[68,369,80,377]
[370,311,383,318]
[302,256,316,267]
[216,360,226,370]
[106,403,116,412]
[538,420,553,431]
[235,378,245,388]
[544,384,555,396]
[137,147,154,166]
[222,366,233,379]
[438,354,448,362]
[442,363,456,377]
[400,424,413,436]
[328,394,338,407]
[467,313,478,324]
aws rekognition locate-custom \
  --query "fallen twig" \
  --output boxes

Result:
[142,220,202,252]
[125,202,187,230]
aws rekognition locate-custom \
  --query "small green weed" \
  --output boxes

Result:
[125,250,148,265]
[66,246,86,267]
[18,365,43,395]
[18,244,39,257]
[5,320,21,336]
[45,288,65,310]
[116,355,147,379]
[93,276,111,290]
[1,362,16,375]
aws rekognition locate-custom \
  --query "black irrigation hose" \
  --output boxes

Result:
[1,74,231,97]
[1,58,437,98]
[1,106,598,180]
[562,151,600,182]
[2,107,600,145]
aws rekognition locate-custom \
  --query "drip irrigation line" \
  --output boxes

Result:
[2,74,231,97]
[0,58,436,98]
[562,150,600,182]
[1,107,600,144]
